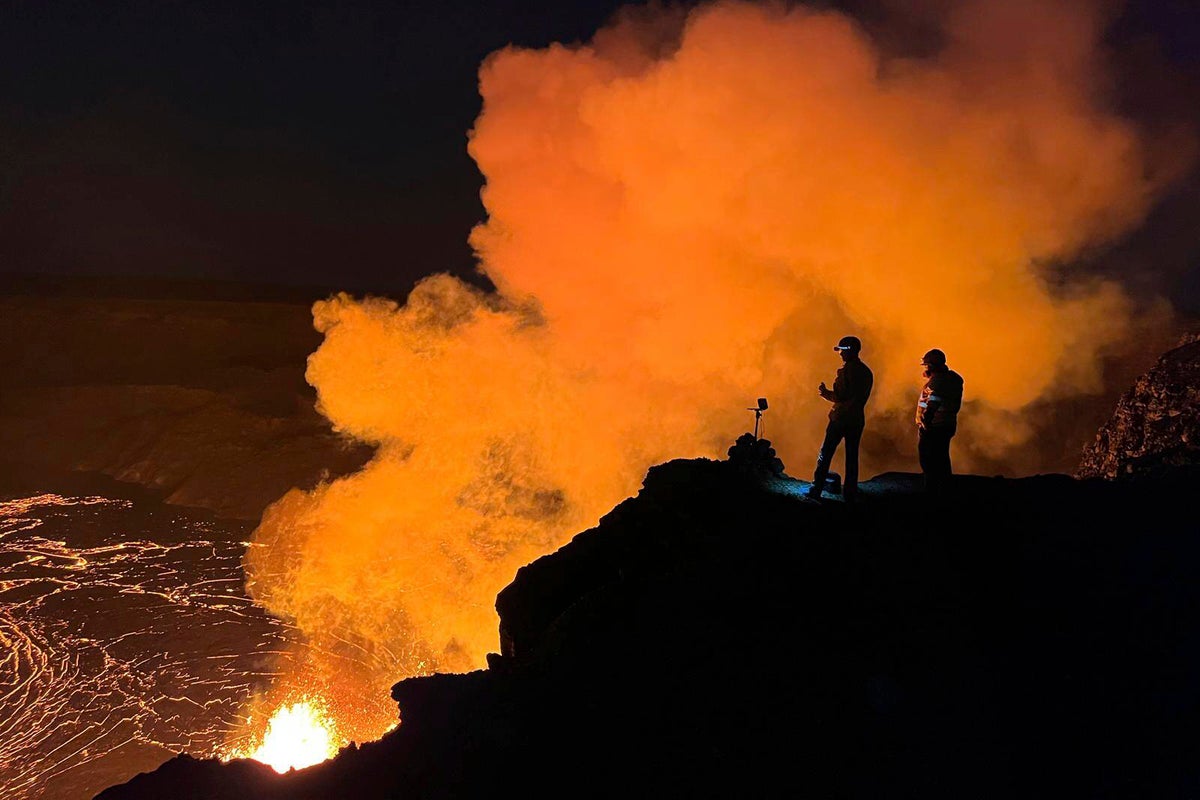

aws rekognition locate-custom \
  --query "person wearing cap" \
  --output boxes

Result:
[807,335,873,503]
[915,348,964,493]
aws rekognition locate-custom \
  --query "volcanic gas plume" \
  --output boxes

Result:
[235,0,1190,749]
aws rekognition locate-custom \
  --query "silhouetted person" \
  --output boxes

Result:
[915,348,964,493]
[808,336,873,503]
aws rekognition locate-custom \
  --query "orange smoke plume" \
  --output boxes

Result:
[240,0,1187,743]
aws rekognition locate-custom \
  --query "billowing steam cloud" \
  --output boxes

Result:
[241,0,1187,742]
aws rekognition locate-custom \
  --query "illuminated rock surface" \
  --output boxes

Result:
[0,280,371,520]
[98,456,1200,799]
[1078,331,1200,480]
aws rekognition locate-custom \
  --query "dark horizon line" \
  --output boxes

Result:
[0,268,496,305]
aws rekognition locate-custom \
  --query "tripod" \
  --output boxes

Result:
[747,397,768,440]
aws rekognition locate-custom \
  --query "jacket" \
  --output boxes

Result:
[916,367,964,430]
[827,358,874,425]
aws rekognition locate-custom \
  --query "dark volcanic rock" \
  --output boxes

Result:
[1078,331,1200,480]
[725,432,786,478]
[96,755,279,800]
[99,460,1200,799]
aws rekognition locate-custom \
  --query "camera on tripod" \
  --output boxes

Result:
[747,397,768,439]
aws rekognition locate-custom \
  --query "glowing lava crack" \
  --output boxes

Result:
[0,493,327,800]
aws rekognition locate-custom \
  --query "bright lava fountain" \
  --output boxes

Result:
[239,701,340,773]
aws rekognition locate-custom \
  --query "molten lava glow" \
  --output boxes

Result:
[245,701,340,774]
[235,0,1194,752]
[0,493,310,800]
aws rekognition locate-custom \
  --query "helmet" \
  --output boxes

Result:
[921,348,946,366]
[834,335,862,353]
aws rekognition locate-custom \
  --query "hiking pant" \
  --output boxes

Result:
[812,418,863,498]
[918,425,956,492]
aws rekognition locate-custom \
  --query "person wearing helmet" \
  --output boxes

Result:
[915,348,964,493]
[807,335,873,503]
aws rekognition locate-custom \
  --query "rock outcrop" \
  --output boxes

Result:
[1078,332,1200,480]
[99,458,1200,799]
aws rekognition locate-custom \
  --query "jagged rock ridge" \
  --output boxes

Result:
[1078,331,1200,479]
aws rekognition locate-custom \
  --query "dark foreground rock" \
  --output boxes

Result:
[99,457,1200,799]
[1079,331,1200,480]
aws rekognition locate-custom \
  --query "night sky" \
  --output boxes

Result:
[2,0,1199,306]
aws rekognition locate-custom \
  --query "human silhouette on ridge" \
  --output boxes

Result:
[808,335,873,503]
[915,348,964,494]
